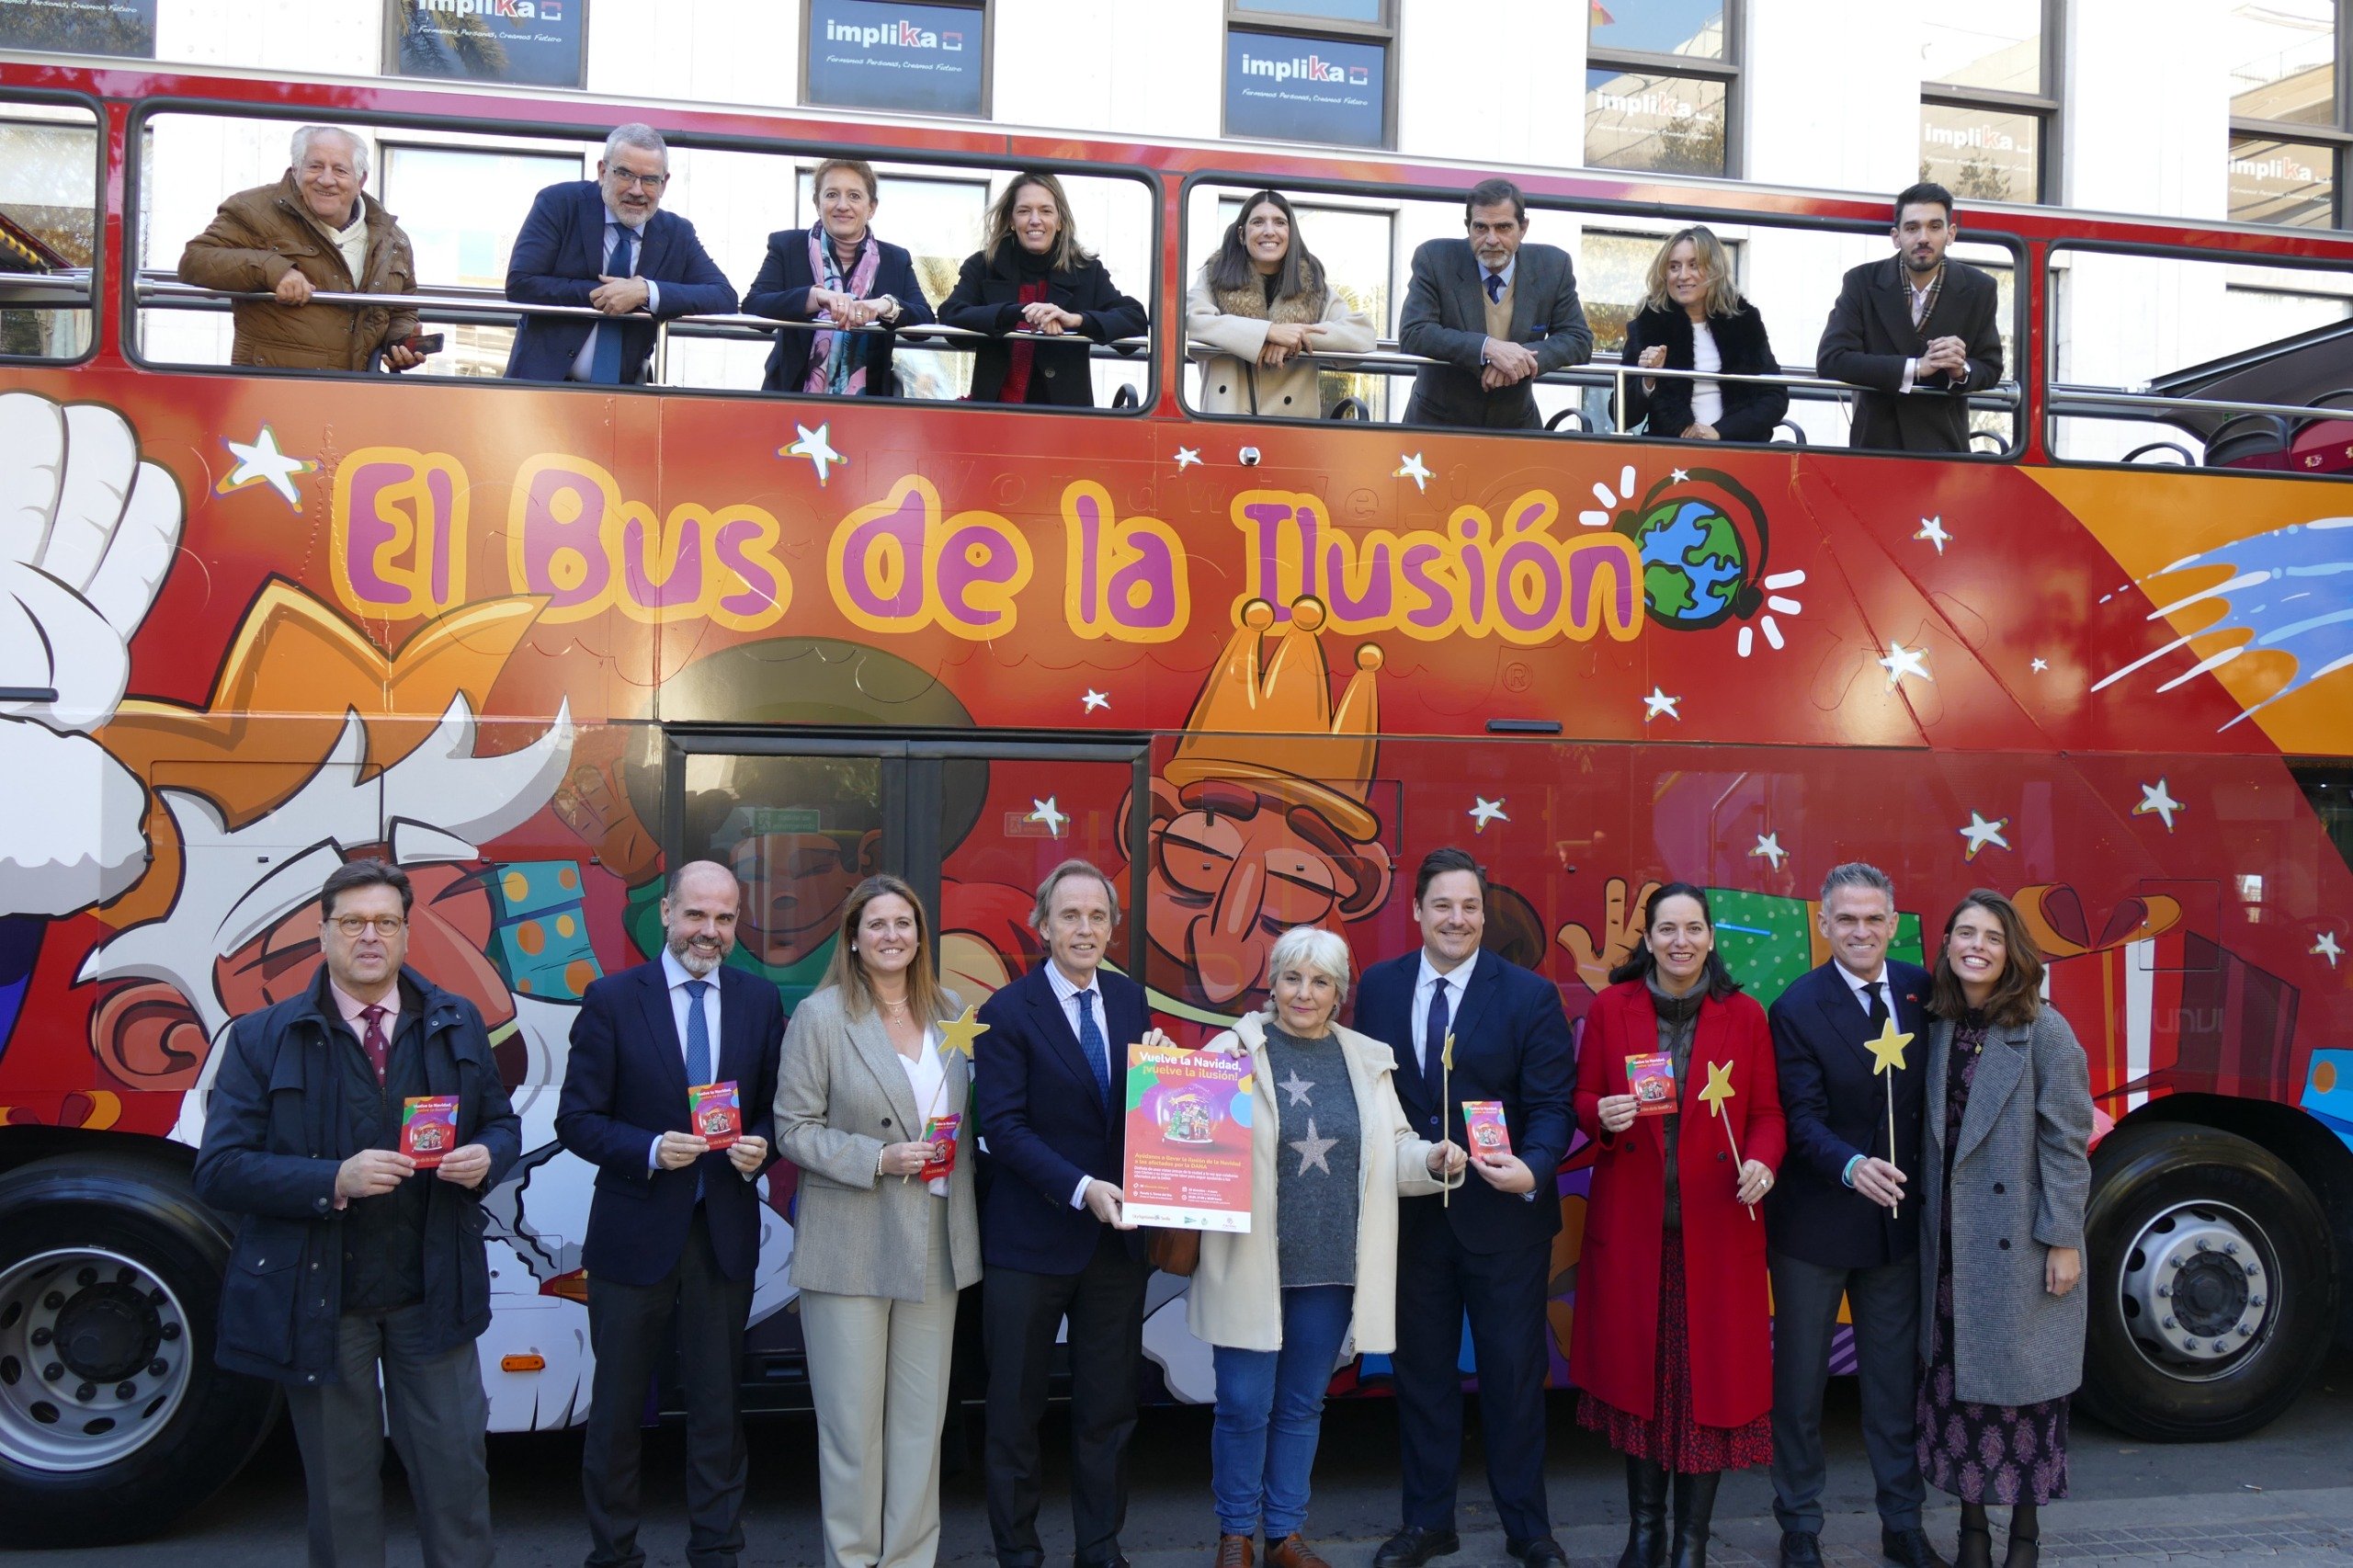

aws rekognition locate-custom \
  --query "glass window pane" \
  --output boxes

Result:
[2229,0,2336,126]
[2230,133,2336,225]
[1586,0,1726,61]
[0,107,97,360]
[1203,193,1395,418]
[1225,28,1389,148]
[1923,6,2044,95]
[382,144,581,379]
[1918,102,2041,203]
[1232,0,1386,21]
[1585,67,1729,176]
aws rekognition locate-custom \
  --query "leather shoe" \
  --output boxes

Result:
[1268,1536,1334,1568]
[1371,1528,1461,1568]
[1883,1527,1951,1568]
[1508,1539,1570,1568]
[1780,1532,1824,1568]
[1214,1535,1253,1568]
[1078,1558,1132,1568]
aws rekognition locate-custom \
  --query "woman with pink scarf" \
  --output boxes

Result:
[745,156,937,397]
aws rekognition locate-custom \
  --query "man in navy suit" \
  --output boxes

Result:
[556,860,783,1568]
[1358,848,1575,1568]
[973,859,1169,1568]
[505,122,738,385]
[1766,863,1945,1568]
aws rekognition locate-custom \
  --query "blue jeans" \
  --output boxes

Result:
[1211,1285,1355,1539]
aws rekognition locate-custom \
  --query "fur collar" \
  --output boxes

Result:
[1210,276,1327,326]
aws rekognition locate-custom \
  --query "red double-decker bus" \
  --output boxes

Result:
[1,59,2349,1547]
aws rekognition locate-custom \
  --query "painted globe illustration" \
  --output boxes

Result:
[1630,496,1749,626]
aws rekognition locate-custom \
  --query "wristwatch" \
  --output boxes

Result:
[876,293,900,324]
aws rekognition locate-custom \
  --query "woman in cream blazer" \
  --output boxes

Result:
[1187,188,1377,418]
[775,874,981,1568]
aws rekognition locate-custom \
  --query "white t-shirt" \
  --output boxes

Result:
[895,1024,950,1196]
[1690,319,1724,428]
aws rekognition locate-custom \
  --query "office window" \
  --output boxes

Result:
[2229,1,2349,225]
[1919,2,2060,203]
[1224,1,1393,151]
[1585,2,1739,178]
[804,0,988,119]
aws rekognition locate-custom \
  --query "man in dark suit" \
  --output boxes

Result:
[1815,181,2005,452]
[1766,863,1945,1568]
[973,859,1171,1568]
[556,859,784,1568]
[1358,847,1576,1568]
[1399,177,1592,429]
[505,122,738,385]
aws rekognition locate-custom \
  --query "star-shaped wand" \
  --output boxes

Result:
[1864,1015,1913,1220]
[1440,1031,1458,1207]
[908,1005,989,1184]
[1697,1059,1756,1222]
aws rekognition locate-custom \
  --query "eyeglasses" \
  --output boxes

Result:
[328,915,406,937]
[607,169,668,190]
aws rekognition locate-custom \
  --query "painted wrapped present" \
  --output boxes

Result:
[1707,887,1924,1009]
[2019,884,2186,1110]
[486,860,600,1000]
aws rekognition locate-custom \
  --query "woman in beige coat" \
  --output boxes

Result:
[1186,189,1377,417]
[1193,926,1462,1568]
[775,873,981,1568]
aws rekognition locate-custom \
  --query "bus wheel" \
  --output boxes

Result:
[0,1153,279,1546]
[2078,1122,2336,1442]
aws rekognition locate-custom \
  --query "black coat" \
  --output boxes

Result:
[193,965,521,1386]
[1815,256,2005,453]
[938,241,1147,408]
[1617,301,1789,443]
[742,229,937,395]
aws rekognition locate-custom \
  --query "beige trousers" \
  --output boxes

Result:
[799,1198,961,1568]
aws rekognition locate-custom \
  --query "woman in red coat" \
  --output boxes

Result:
[1572,883,1787,1568]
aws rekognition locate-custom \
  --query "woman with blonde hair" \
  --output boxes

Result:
[1186,188,1376,417]
[775,873,980,1568]
[1616,225,1788,442]
[941,168,1147,407]
[1193,925,1464,1568]
[1917,890,2094,1568]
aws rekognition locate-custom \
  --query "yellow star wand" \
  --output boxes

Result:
[907,1005,988,1184]
[1864,1016,1913,1219]
[1697,1060,1756,1222]
[1440,1031,1457,1206]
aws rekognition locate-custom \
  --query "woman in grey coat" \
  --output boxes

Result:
[1916,889,2094,1568]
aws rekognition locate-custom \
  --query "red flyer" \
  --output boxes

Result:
[1625,1053,1678,1117]
[398,1095,460,1167]
[919,1112,961,1180]
[1121,1044,1254,1233]
[1462,1099,1512,1157]
[688,1080,742,1150]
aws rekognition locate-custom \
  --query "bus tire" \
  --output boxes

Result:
[0,1152,279,1546]
[2077,1122,2336,1442]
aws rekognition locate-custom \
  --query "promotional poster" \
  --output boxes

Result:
[1122,1044,1253,1232]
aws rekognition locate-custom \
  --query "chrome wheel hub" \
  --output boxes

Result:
[2116,1201,2273,1375]
[0,1249,191,1471]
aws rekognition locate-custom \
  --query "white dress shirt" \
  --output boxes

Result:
[1836,959,1892,1187]
[1409,948,1479,1077]
[895,1024,950,1197]
[1046,961,1116,1210]
[649,947,723,1172]
[568,207,663,383]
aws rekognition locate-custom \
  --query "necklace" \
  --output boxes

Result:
[878,993,911,1016]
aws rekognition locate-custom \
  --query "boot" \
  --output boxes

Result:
[2003,1504,2040,1568]
[1215,1535,1255,1568]
[1619,1456,1670,1568]
[1955,1503,1993,1568]
[1667,1470,1722,1568]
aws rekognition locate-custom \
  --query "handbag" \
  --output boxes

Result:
[1146,1226,1199,1277]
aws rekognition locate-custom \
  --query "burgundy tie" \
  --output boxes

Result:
[360,1006,390,1085]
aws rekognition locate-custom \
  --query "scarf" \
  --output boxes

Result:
[1210,274,1328,326]
[803,229,884,396]
[995,239,1057,404]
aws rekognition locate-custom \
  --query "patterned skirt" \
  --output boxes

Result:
[1916,1245,2071,1504]
[1577,1231,1772,1473]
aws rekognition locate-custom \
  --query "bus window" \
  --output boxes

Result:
[379,141,581,378]
[2294,762,2353,878]
[0,101,97,363]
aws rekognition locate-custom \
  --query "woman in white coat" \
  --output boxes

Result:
[1193,926,1464,1568]
[1186,189,1377,418]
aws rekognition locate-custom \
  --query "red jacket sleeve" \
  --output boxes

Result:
[1739,998,1789,1171]
[1574,987,1620,1147]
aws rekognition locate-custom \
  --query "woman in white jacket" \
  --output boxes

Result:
[1186,190,1377,418]
[1192,926,1464,1568]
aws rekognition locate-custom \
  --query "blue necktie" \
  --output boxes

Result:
[1075,988,1112,1106]
[684,978,711,1199]
[1423,975,1451,1085]
[588,223,631,383]
[1484,271,1505,303]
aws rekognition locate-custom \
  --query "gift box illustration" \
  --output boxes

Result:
[486,860,602,1000]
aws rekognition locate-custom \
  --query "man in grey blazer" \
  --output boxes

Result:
[1399,177,1592,429]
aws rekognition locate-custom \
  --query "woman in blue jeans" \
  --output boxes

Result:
[1190,926,1461,1568]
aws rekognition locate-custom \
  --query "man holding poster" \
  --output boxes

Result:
[973,860,1166,1568]
[1356,848,1577,1568]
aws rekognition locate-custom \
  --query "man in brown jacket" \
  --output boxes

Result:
[179,125,425,372]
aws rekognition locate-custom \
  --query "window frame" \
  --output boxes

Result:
[1221,0,1399,153]
[799,0,994,122]
[2228,0,2353,228]
[1583,0,1745,181]
[119,95,1164,419]
[1918,0,2065,205]
[0,85,106,371]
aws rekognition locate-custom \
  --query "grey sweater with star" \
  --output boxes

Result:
[1267,1025,1362,1289]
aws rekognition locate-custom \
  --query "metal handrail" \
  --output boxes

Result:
[2047,383,2353,426]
